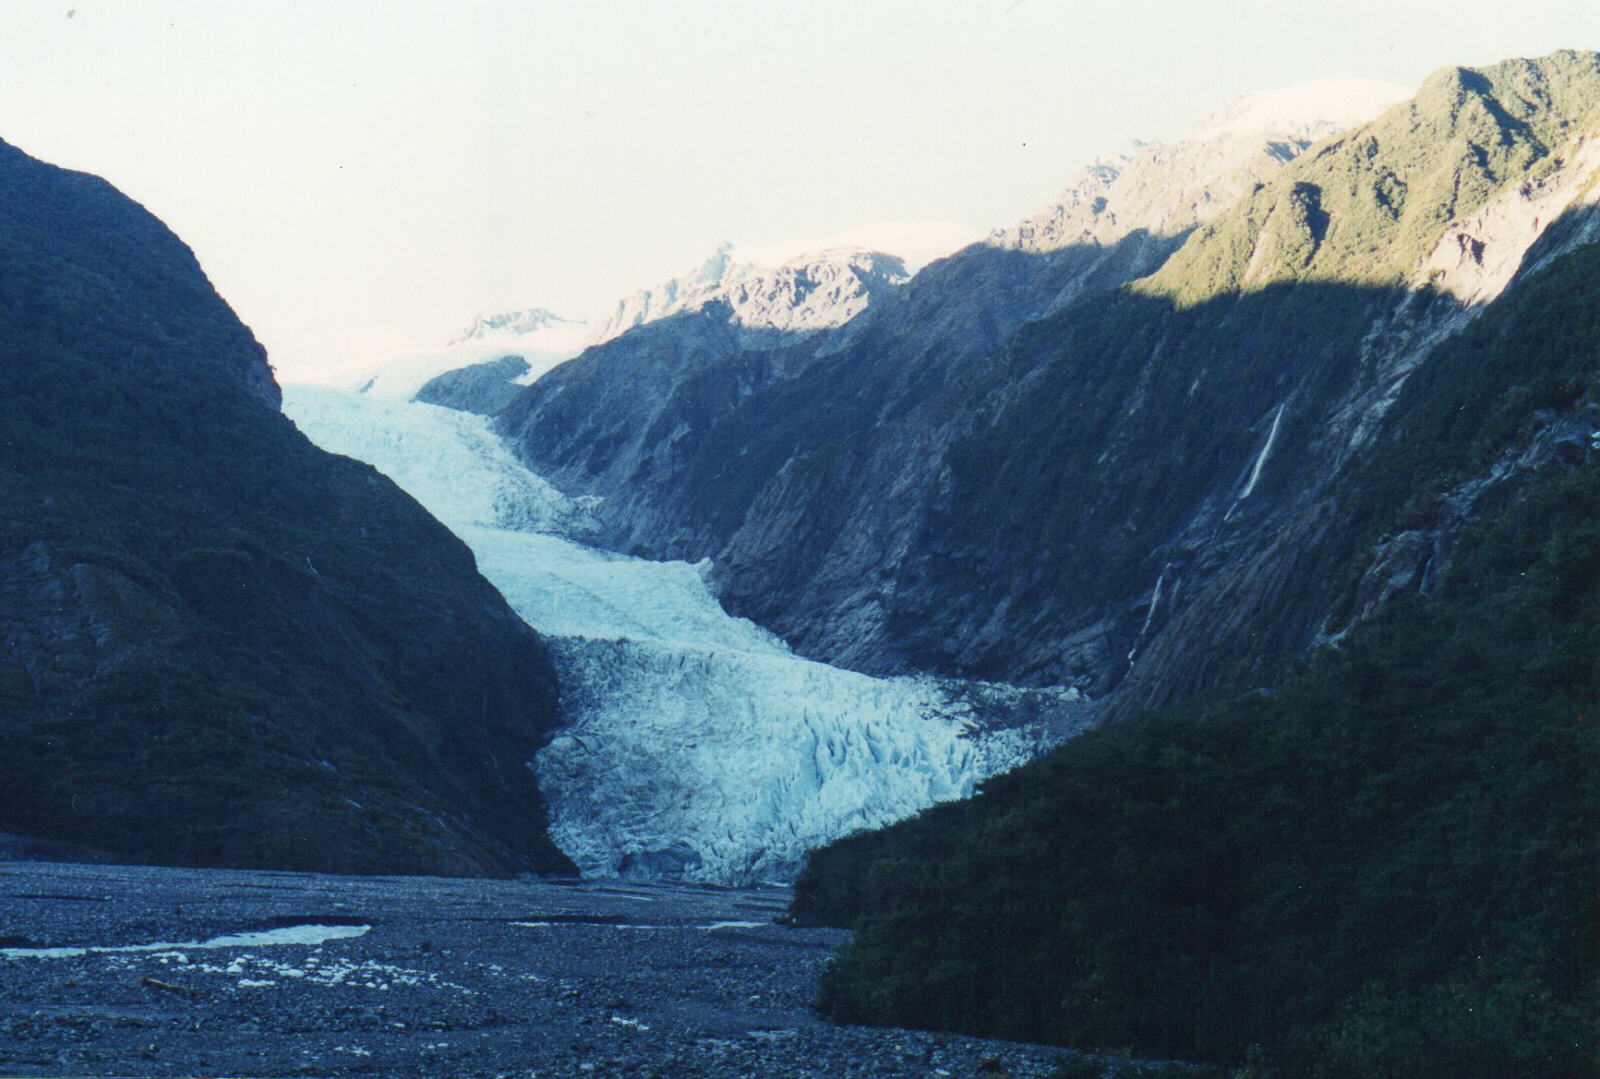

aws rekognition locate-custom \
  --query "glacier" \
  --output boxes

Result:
[337,309,593,401]
[283,386,1089,884]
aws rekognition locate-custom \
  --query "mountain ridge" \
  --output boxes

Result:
[487,85,1372,598]
[590,242,913,347]
[0,136,573,876]
[492,51,1600,722]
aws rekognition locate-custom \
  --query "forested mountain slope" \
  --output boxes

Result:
[497,52,1600,722]
[790,231,1600,1078]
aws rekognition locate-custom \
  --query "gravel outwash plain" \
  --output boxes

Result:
[0,857,1073,1078]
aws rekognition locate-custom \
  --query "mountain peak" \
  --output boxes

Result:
[448,307,586,345]
[334,306,589,400]
[692,241,738,287]
[1188,77,1414,142]
[992,78,1415,259]
[590,242,917,346]
[739,221,982,275]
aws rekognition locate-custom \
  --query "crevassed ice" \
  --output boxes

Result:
[283,386,1088,884]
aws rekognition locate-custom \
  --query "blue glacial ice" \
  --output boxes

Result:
[283,386,1089,884]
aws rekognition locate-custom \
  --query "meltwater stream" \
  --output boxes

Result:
[283,386,1088,884]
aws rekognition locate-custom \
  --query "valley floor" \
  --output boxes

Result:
[0,858,1076,1078]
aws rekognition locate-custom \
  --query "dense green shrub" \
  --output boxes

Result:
[792,224,1600,1074]
[796,458,1598,1074]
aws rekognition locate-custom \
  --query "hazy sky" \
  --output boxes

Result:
[2,2,1597,381]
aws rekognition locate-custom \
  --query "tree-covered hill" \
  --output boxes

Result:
[789,237,1600,1078]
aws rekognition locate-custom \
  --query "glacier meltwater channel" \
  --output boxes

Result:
[284,386,1088,884]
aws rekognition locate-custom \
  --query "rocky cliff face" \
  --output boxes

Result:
[496,83,1366,568]
[0,138,572,876]
[1096,52,1600,714]
[590,243,911,346]
[496,52,1600,720]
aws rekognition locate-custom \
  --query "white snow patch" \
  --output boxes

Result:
[447,308,589,347]
[331,308,590,401]
[589,241,918,346]
[1190,78,1413,142]
[740,220,983,275]
[1,924,369,961]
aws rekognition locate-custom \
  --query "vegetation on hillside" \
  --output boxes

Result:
[791,238,1600,1077]
[1144,50,1600,303]
[795,457,1598,1077]
[918,51,1600,690]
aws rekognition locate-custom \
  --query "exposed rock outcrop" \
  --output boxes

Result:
[496,52,1600,723]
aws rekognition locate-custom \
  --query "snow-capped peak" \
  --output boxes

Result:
[1188,77,1414,143]
[329,306,590,400]
[740,220,983,276]
[448,308,586,345]
[584,221,981,347]
[690,242,737,287]
[991,77,1416,258]
[590,241,916,346]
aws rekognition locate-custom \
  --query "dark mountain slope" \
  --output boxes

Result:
[494,85,1335,579]
[0,138,572,876]
[497,53,1600,722]
[497,228,1199,673]
[858,52,1600,697]
[591,55,1600,715]
[790,235,1600,1078]
[497,183,1219,567]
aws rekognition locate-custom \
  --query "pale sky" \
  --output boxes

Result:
[2,1,1597,381]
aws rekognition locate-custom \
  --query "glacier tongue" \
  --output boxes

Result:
[536,640,1063,883]
[282,386,1089,884]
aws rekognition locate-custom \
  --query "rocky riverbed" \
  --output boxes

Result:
[0,858,1078,1078]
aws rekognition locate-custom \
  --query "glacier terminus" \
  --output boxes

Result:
[283,384,1089,884]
